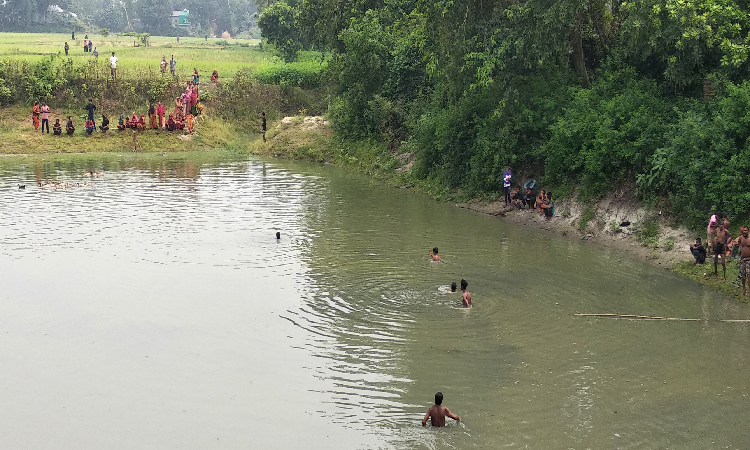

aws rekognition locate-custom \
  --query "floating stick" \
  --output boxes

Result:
[575,313,750,323]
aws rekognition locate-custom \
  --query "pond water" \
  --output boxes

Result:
[1,154,749,449]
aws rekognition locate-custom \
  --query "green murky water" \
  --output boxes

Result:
[1,154,748,449]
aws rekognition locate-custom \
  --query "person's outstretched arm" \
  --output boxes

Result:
[422,410,430,426]
[445,408,460,421]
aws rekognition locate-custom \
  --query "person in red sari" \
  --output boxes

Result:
[211,70,218,83]
[137,114,146,131]
[156,101,165,128]
[128,112,138,129]
[190,85,198,115]
[32,101,40,130]
[148,103,157,129]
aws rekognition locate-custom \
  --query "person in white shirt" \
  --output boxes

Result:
[109,52,118,79]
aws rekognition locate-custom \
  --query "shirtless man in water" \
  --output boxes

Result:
[430,247,441,261]
[738,226,750,296]
[461,279,471,307]
[422,392,460,427]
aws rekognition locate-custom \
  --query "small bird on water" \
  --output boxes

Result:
[17,184,25,189]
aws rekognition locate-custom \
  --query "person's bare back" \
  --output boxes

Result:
[422,392,460,427]
[460,279,471,307]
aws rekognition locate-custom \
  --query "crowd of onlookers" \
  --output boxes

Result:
[500,166,554,218]
[31,77,205,137]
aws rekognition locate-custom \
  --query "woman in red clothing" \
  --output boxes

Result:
[32,101,40,130]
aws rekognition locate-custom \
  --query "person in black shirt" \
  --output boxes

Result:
[85,99,96,121]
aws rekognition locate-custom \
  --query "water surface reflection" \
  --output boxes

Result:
[1,154,749,449]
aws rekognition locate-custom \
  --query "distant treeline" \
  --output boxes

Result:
[256,0,750,230]
[1,0,259,37]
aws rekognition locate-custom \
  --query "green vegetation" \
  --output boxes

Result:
[578,206,596,232]
[634,215,661,248]
[673,260,748,302]
[252,0,750,234]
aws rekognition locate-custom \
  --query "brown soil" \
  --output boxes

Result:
[458,195,694,269]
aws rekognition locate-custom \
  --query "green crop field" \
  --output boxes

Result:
[0,32,268,78]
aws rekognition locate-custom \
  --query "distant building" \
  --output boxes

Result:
[170,9,190,28]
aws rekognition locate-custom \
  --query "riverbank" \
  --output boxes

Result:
[255,115,748,302]
[0,105,240,154]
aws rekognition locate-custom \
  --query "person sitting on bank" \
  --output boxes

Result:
[166,114,176,131]
[511,186,526,209]
[541,192,554,218]
[535,189,547,213]
[422,392,460,427]
[690,237,707,264]
[85,118,95,135]
[211,70,219,83]
[127,112,138,129]
[100,114,109,132]
[117,115,126,131]
[66,116,75,135]
[52,119,62,136]
[137,114,146,131]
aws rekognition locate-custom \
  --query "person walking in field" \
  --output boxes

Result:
[88,40,92,53]
[160,56,167,75]
[170,55,176,76]
[109,52,118,79]
[64,41,69,55]
[83,39,88,52]
[92,47,98,60]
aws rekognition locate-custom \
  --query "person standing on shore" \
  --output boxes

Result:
[170,55,176,76]
[64,41,69,55]
[738,227,750,296]
[502,165,512,205]
[261,111,267,142]
[109,52,118,79]
[160,56,167,75]
[712,222,729,281]
[40,102,50,133]
[157,101,165,128]
[148,103,157,129]
[422,392,460,427]
[32,101,40,131]
[85,98,96,125]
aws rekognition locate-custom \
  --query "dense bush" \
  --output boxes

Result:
[253,61,324,88]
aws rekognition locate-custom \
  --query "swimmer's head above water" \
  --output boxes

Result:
[451,282,457,292]
[461,279,468,290]
[433,247,438,255]
[435,392,443,405]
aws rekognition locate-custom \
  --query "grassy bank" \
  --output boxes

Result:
[673,259,749,302]
[1,104,243,154]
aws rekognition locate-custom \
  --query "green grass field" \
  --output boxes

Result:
[0,32,269,79]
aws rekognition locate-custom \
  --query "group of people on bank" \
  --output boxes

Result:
[690,212,750,295]
[501,166,554,218]
[31,80,204,136]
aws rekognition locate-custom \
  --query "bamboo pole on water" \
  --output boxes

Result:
[574,313,750,323]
